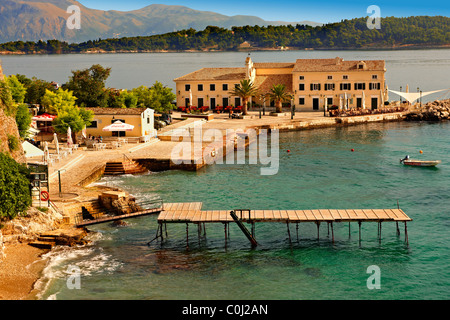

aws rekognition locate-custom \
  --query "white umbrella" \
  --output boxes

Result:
[380,90,384,108]
[53,133,59,154]
[339,95,343,110]
[102,120,135,132]
[344,93,348,110]
[324,97,328,113]
[67,127,73,147]
[362,91,366,109]
[82,125,87,139]
[189,89,193,107]
[43,142,49,164]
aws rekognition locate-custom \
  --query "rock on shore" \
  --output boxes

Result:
[406,99,450,121]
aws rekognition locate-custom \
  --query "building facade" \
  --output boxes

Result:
[84,108,156,138]
[174,57,388,112]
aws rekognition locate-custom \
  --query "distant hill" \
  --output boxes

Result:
[1,16,448,54]
[0,0,322,43]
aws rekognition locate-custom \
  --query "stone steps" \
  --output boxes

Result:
[104,160,148,175]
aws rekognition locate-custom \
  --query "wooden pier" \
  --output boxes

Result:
[153,202,412,247]
[75,207,162,227]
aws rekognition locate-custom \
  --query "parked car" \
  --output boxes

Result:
[155,113,172,125]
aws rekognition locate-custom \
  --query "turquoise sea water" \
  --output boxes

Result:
[37,121,449,300]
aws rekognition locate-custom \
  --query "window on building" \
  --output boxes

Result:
[298,97,305,105]
[324,83,335,91]
[198,84,203,91]
[327,97,333,106]
[87,120,98,128]
[198,98,204,107]
[185,84,190,91]
[372,75,378,80]
[327,75,333,80]
[340,83,351,90]
[369,82,381,90]
[299,75,304,80]
[343,75,348,80]
[222,84,228,91]
[210,84,215,91]
[354,83,366,90]
[310,83,321,91]
[298,83,305,91]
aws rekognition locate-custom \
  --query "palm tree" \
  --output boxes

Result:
[228,79,259,115]
[269,84,293,113]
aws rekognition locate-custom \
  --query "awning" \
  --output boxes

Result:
[32,113,57,121]
[389,89,449,104]
[102,120,135,132]
[22,141,44,158]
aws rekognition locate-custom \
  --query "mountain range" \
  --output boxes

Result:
[0,0,322,43]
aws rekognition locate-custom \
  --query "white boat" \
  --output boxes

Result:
[400,156,441,167]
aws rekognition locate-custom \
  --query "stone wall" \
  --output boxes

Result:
[406,99,450,121]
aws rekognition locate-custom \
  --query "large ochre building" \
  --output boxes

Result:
[174,57,388,112]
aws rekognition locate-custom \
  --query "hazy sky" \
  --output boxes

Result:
[78,0,449,23]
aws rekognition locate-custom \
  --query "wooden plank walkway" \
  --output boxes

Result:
[157,203,412,223]
[76,207,162,227]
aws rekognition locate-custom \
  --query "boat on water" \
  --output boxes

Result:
[400,155,441,167]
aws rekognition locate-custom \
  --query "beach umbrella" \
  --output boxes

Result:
[380,90,384,108]
[362,91,366,109]
[82,125,87,139]
[339,95,343,110]
[67,127,73,147]
[53,133,59,154]
[43,141,49,164]
[344,93,348,110]
[189,89,193,107]
[102,120,135,132]
[324,97,328,113]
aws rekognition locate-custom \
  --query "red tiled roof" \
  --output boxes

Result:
[293,58,385,72]
[174,68,246,81]
[85,108,147,115]
[254,74,293,94]
[253,63,295,69]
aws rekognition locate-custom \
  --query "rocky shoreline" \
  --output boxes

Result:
[405,99,450,121]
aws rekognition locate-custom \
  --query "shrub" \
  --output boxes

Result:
[0,152,31,220]
[7,134,19,151]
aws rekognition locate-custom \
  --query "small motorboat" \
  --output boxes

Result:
[400,155,441,167]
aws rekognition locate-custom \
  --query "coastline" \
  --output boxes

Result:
[0,243,49,300]
[1,44,449,56]
[0,108,423,300]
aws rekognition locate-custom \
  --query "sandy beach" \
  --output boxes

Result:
[0,243,49,300]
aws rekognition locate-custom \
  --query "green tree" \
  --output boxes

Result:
[147,81,176,113]
[0,152,31,220]
[63,64,111,108]
[41,88,77,114]
[228,79,259,115]
[15,103,32,139]
[268,84,293,113]
[15,75,56,105]
[52,105,94,144]
[6,75,27,104]
[0,80,16,116]
[110,90,138,108]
